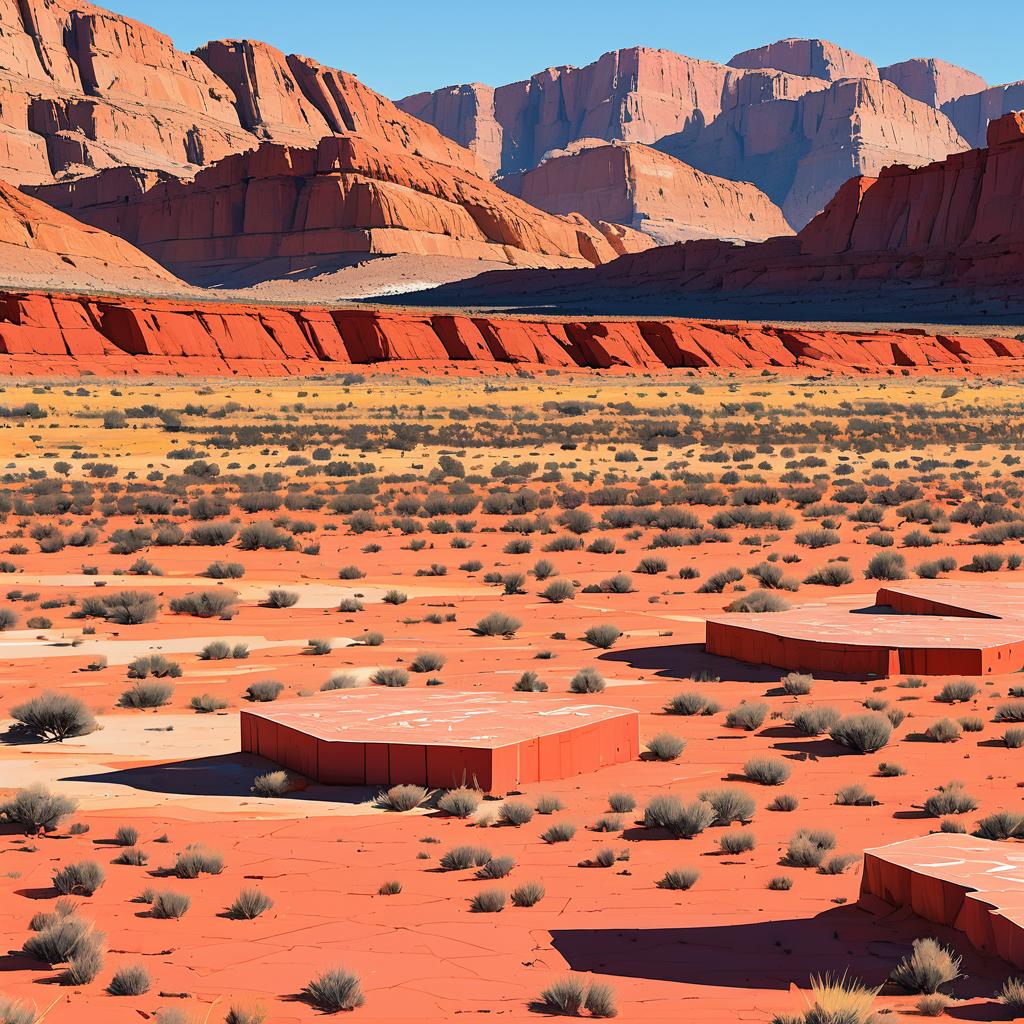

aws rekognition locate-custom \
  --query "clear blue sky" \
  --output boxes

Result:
[104,0,1021,100]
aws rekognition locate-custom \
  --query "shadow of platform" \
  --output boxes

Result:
[597,643,783,683]
[550,905,1002,998]
[63,753,376,805]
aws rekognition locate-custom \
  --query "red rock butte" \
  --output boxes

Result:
[705,582,1024,677]
[3,289,1024,376]
[239,690,640,793]
[861,832,1024,968]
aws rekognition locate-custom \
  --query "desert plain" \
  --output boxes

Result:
[0,373,1021,1022]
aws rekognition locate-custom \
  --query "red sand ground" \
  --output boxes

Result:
[0,376,1021,1023]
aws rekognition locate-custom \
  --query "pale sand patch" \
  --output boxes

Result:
[0,713,410,819]
[7,574,489,607]
[0,631,356,664]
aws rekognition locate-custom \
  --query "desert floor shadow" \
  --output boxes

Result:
[550,905,1002,1000]
[63,753,376,805]
[597,642,782,683]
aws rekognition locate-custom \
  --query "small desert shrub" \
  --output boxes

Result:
[998,977,1024,1008]
[535,794,564,814]
[830,714,892,753]
[513,671,548,691]
[865,552,907,580]
[725,701,768,731]
[112,847,148,866]
[439,846,491,871]
[23,914,92,963]
[470,888,506,913]
[245,680,284,702]
[607,792,636,814]
[803,564,853,586]
[926,718,962,743]
[114,825,139,846]
[108,963,150,996]
[263,588,299,609]
[936,679,978,703]
[1005,726,1024,748]
[539,977,616,1018]
[995,701,1024,722]
[382,589,408,605]
[371,666,409,688]
[53,860,105,896]
[477,855,515,879]
[785,829,836,867]
[227,887,273,920]
[975,810,1024,840]
[835,784,876,806]
[726,591,790,613]
[767,875,793,891]
[0,999,34,1024]
[819,853,860,875]
[168,590,236,618]
[190,693,228,713]
[377,880,402,895]
[149,891,191,919]
[665,691,718,716]
[303,967,365,1012]
[768,794,800,812]
[377,784,428,812]
[541,821,576,844]
[569,667,605,693]
[173,846,223,878]
[118,681,174,709]
[9,692,96,741]
[410,651,446,673]
[645,733,686,761]
[540,579,576,603]
[781,672,813,695]
[511,881,545,907]
[438,787,481,818]
[584,624,621,649]
[877,761,906,777]
[701,788,756,825]
[642,795,715,837]
[472,612,521,637]
[890,937,962,994]
[251,770,290,797]
[657,867,699,890]
[719,829,756,854]
[0,785,77,833]
[791,705,840,736]
[744,756,790,785]
[498,800,534,826]
[204,560,244,579]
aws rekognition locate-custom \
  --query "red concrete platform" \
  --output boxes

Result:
[705,583,1024,676]
[861,832,1024,968]
[240,689,640,792]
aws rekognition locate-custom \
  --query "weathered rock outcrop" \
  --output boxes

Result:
[415,113,1024,319]
[0,288,1020,377]
[727,38,878,82]
[879,58,986,109]
[0,0,485,187]
[0,176,179,290]
[401,41,970,228]
[501,142,791,243]
[400,48,732,177]
[942,80,1024,147]
[664,76,968,227]
[29,135,652,282]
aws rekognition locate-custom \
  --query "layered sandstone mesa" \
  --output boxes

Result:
[879,58,986,109]
[395,84,501,174]
[727,37,879,81]
[30,135,650,285]
[0,0,483,187]
[665,77,968,227]
[426,113,1024,317]
[399,48,731,176]
[0,176,180,291]
[502,142,791,244]
[942,81,1024,147]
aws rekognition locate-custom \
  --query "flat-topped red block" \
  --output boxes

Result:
[705,583,1024,676]
[240,690,640,793]
[860,832,1024,968]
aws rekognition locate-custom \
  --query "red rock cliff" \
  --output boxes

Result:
[0,288,1020,377]
[501,142,792,244]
